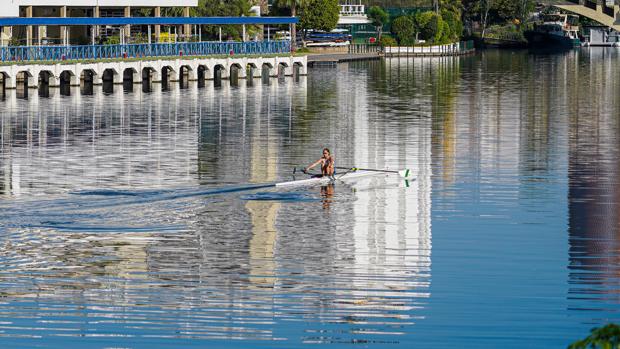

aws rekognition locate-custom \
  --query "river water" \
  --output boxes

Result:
[0,49,618,348]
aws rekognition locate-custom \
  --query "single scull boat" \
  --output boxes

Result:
[275,168,413,188]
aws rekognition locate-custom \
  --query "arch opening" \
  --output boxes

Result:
[197,65,209,88]
[214,64,226,87]
[261,63,273,84]
[277,63,289,79]
[230,63,243,86]
[293,62,304,80]
[38,71,57,87]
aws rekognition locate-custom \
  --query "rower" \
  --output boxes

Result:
[304,148,335,178]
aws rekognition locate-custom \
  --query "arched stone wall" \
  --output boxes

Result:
[0,56,307,89]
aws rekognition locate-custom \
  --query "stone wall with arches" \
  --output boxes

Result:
[0,56,307,89]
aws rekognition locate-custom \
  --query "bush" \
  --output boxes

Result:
[569,324,620,349]
[380,35,397,47]
[415,11,444,43]
[105,36,121,45]
[484,24,526,41]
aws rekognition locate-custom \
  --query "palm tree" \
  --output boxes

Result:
[277,0,310,51]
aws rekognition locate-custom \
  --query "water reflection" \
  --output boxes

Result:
[7,48,620,346]
[0,49,620,348]
[568,48,620,310]
[0,64,431,346]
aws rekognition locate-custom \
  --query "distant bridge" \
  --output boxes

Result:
[552,0,620,31]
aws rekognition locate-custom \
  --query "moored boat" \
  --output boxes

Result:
[525,13,581,49]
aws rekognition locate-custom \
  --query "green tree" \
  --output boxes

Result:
[439,0,462,14]
[277,0,311,50]
[569,324,620,349]
[198,0,256,41]
[368,6,389,40]
[392,15,415,46]
[415,11,444,43]
[441,8,462,41]
[299,0,339,43]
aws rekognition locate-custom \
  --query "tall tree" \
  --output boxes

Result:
[480,0,491,39]
[299,0,339,43]
[277,0,311,50]
[392,15,415,45]
[368,6,389,40]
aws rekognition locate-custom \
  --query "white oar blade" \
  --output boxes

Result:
[398,169,413,179]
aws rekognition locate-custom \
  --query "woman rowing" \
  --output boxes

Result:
[304,148,335,178]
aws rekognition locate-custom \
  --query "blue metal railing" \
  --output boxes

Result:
[0,40,291,62]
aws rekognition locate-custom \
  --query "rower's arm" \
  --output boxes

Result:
[305,159,322,171]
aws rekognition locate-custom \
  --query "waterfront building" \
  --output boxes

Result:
[1,1,200,46]
[337,0,372,42]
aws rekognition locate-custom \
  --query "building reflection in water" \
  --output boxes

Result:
[0,59,433,344]
[568,48,620,310]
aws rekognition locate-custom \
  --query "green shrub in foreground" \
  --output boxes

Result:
[569,324,620,349]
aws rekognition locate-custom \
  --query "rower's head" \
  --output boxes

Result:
[323,148,331,157]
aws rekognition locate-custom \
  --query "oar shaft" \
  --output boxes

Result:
[335,167,399,174]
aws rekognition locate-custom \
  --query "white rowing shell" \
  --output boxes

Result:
[275,170,383,188]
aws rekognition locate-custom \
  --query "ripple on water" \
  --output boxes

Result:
[6,50,620,348]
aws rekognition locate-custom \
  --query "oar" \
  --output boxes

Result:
[336,167,414,179]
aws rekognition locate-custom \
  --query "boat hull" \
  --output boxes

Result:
[276,171,383,187]
[524,30,581,49]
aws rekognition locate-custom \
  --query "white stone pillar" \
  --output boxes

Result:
[94,6,100,44]
[154,7,161,43]
[26,6,33,46]
[60,6,67,45]
[124,6,131,43]
[183,7,191,42]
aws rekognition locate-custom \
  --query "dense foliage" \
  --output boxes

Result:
[388,0,462,45]
[299,0,340,34]
[155,0,258,41]
[392,16,416,45]
[276,0,311,49]
[368,6,389,39]
[376,0,539,45]
[569,324,620,349]
[462,0,535,37]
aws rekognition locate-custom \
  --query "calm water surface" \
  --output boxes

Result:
[0,49,619,348]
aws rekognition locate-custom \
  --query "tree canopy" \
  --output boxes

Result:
[368,6,389,28]
[299,0,340,33]
[392,16,416,45]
